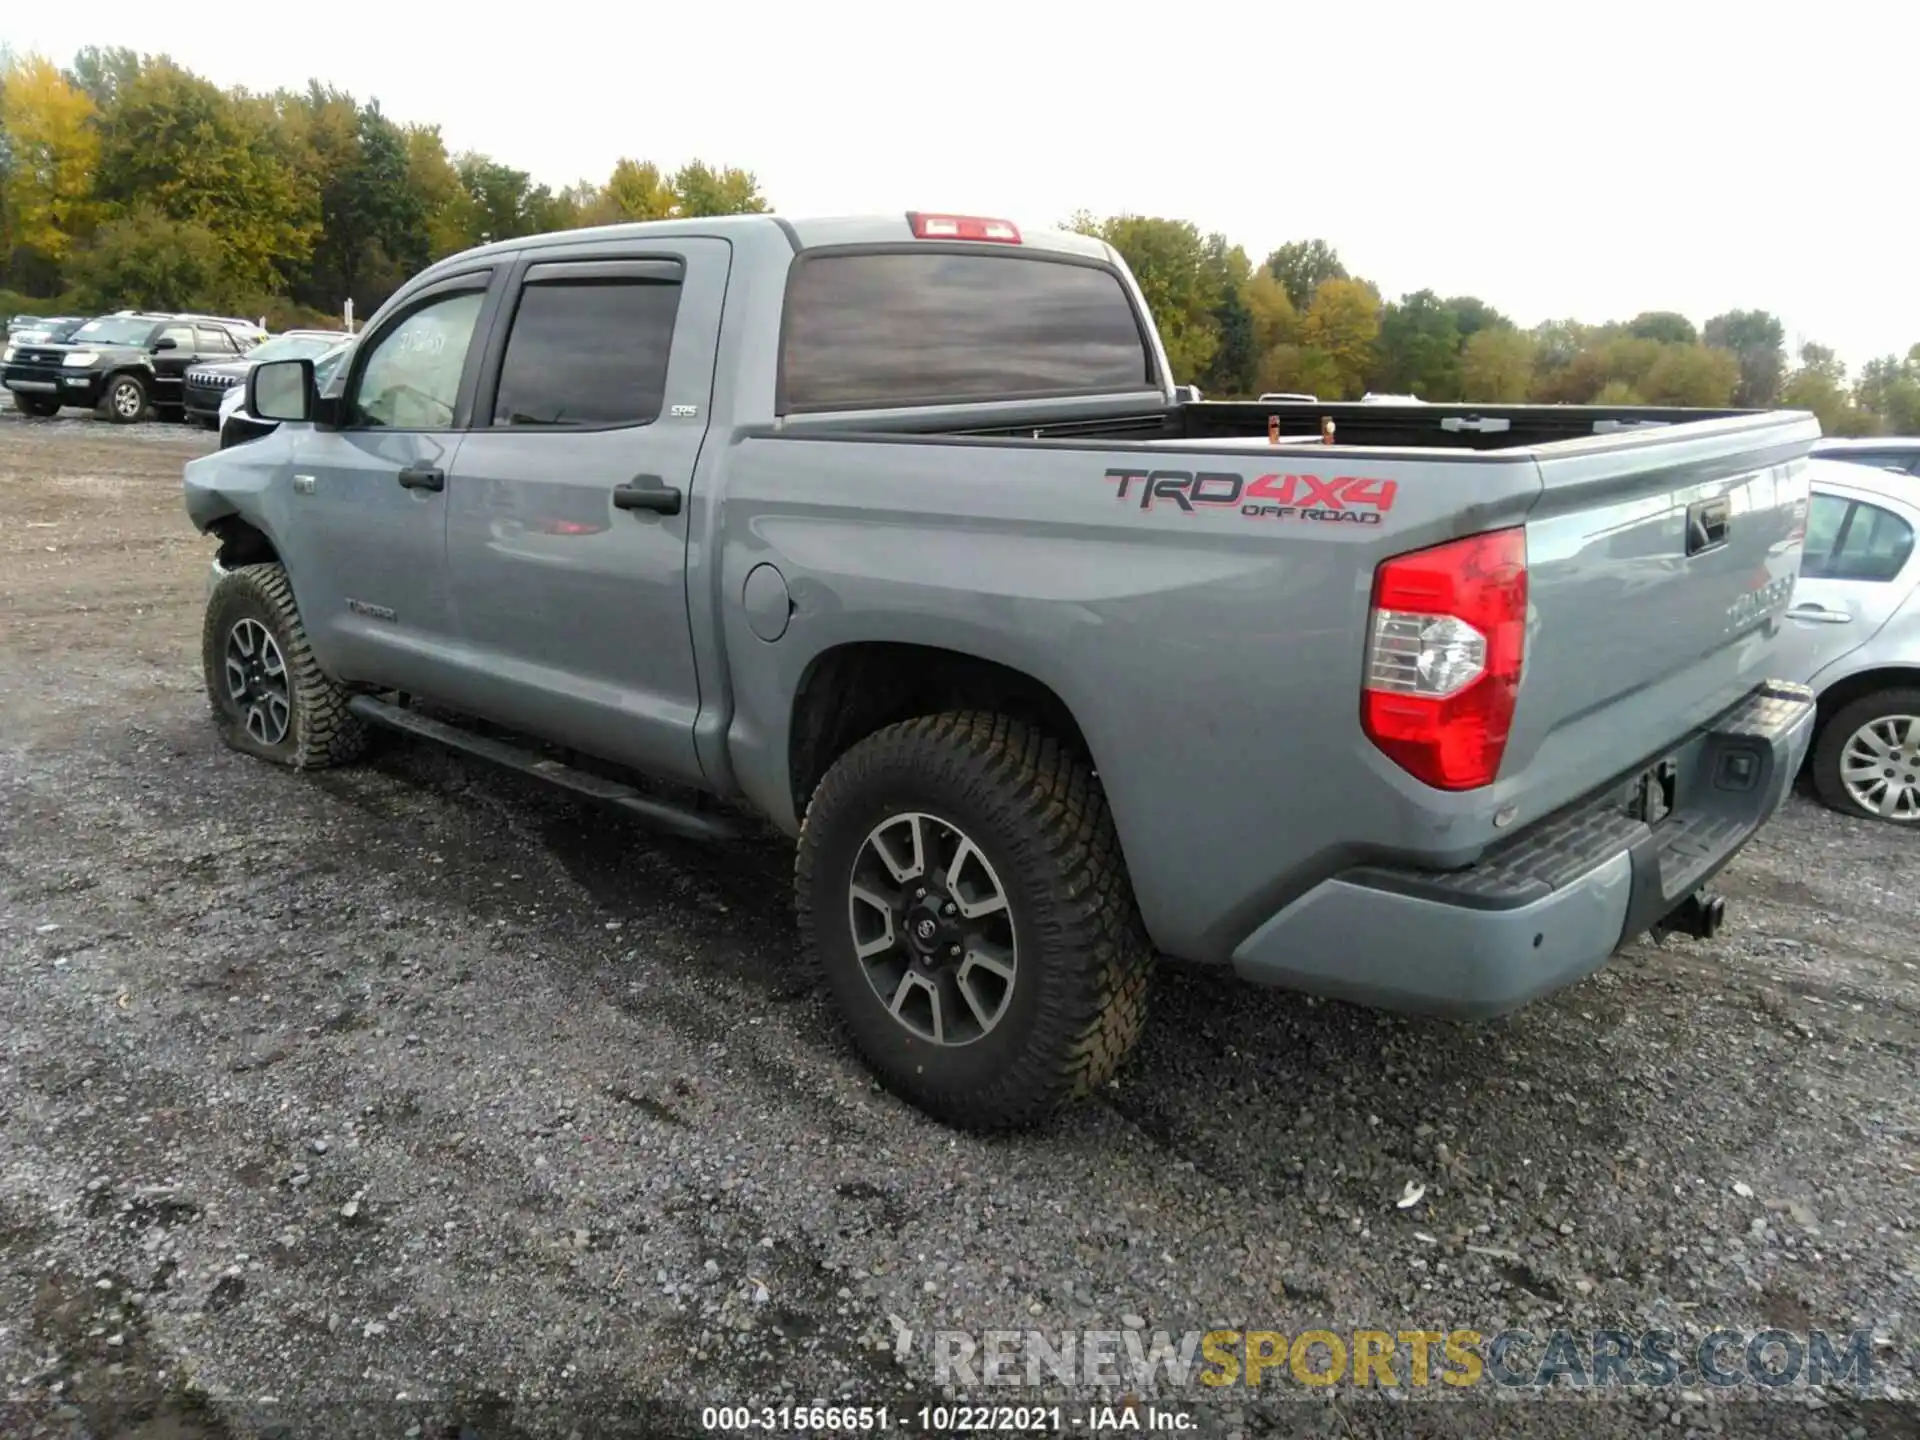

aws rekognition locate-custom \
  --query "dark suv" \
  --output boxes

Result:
[3,314,256,423]
[184,329,349,429]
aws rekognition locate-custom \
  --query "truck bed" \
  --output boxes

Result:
[880,399,1758,451]
[729,402,1817,965]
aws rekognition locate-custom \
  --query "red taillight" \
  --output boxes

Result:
[1360,528,1528,791]
[907,212,1022,244]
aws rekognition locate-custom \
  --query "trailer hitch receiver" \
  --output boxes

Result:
[1656,890,1728,942]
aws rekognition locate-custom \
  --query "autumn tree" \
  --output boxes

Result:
[672,161,769,218]
[90,59,313,293]
[0,54,98,264]
[402,124,471,260]
[1299,277,1381,399]
[1640,345,1739,406]
[592,158,677,223]
[1241,270,1298,357]
[1264,238,1346,310]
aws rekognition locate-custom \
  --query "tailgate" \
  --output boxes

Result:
[1501,411,1817,819]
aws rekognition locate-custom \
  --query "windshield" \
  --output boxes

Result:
[248,334,341,364]
[71,317,156,346]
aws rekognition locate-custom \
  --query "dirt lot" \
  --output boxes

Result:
[2,401,1917,1439]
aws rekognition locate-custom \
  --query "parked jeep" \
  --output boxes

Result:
[185,329,350,429]
[184,211,1820,1131]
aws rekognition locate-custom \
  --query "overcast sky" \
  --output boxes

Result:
[12,1,1913,371]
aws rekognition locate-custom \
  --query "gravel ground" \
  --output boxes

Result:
[2,400,1918,1439]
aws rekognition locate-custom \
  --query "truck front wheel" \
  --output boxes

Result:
[796,712,1152,1132]
[202,562,368,769]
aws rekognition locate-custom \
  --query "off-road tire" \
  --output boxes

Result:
[99,374,147,424]
[202,561,369,769]
[1811,687,1920,824]
[796,712,1152,1132]
[16,394,61,417]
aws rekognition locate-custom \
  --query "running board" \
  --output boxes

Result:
[346,695,744,843]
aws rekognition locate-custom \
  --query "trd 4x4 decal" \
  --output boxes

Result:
[1103,468,1398,526]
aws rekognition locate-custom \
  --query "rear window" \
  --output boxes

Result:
[780,251,1153,412]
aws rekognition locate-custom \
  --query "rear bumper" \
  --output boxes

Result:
[1230,679,1817,1018]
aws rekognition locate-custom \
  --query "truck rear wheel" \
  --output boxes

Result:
[796,712,1151,1132]
[1812,687,1920,825]
[202,562,368,769]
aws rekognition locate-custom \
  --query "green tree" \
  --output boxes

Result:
[453,152,556,244]
[1627,310,1699,346]
[671,160,769,217]
[1459,328,1535,401]
[67,204,229,310]
[1702,309,1785,407]
[1373,290,1462,399]
[1299,277,1381,399]
[0,53,97,264]
[1196,235,1254,396]
[1264,238,1347,310]
[63,45,141,111]
[1781,344,1877,436]
[91,58,313,293]
[1444,296,1509,346]
[1856,347,1920,434]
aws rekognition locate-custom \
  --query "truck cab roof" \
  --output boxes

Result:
[425,212,1114,276]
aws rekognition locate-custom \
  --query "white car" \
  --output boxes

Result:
[1777,458,1920,824]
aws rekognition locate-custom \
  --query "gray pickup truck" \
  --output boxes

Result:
[183,211,1820,1131]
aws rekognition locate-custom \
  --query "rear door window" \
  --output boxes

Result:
[1805,497,1917,582]
[780,251,1153,412]
[491,274,682,428]
[196,325,238,355]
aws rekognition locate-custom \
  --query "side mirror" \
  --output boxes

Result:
[152,336,178,352]
[250,358,316,423]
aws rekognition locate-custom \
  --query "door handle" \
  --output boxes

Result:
[1786,603,1852,625]
[397,466,445,492]
[612,475,683,516]
[1685,497,1731,556]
